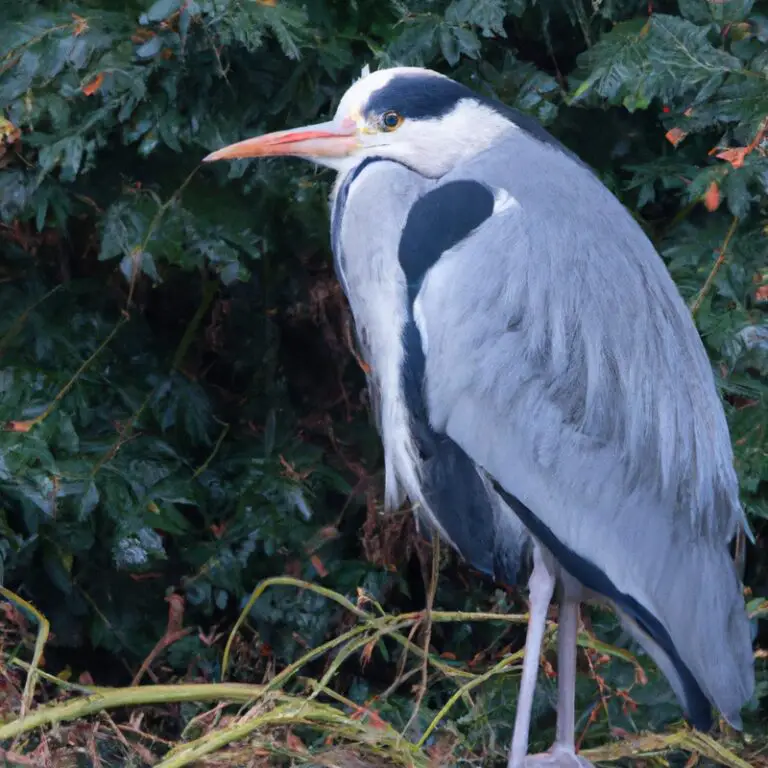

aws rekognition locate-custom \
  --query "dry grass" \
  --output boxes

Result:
[0,578,762,767]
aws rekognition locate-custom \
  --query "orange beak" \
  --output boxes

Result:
[202,118,359,163]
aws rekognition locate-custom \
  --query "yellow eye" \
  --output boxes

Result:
[381,111,403,131]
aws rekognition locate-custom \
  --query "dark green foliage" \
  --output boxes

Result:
[0,0,766,763]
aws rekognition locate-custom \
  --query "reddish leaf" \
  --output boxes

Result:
[665,127,687,147]
[286,731,306,752]
[5,420,35,432]
[165,592,185,633]
[704,181,721,212]
[72,13,89,36]
[310,554,328,577]
[81,72,104,96]
[716,147,749,169]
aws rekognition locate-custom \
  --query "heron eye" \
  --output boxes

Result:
[381,111,403,131]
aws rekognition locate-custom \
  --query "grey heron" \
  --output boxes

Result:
[204,67,755,767]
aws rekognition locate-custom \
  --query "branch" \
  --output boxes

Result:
[689,215,739,316]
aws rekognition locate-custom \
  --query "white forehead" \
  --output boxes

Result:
[335,66,449,117]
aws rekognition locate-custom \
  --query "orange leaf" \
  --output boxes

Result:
[310,554,328,577]
[704,181,721,212]
[165,593,185,633]
[665,127,687,147]
[0,117,21,145]
[367,709,387,729]
[361,639,375,667]
[285,731,306,752]
[5,420,35,432]
[716,147,749,169]
[82,72,104,96]
[72,13,89,36]
[256,0,277,5]
[756,285,768,302]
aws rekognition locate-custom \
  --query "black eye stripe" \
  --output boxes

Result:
[360,73,576,160]
[366,75,472,120]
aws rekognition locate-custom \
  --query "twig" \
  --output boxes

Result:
[416,649,524,748]
[689,216,739,316]
[171,275,218,371]
[0,284,63,357]
[401,535,440,737]
[126,166,200,308]
[221,577,370,679]
[131,628,193,687]
[581,729,755,768]
[91,276,219,476]
[155,697,427,768]
[0,587,49,718]
[3,657,104,695]
[192,420,230,479]
[0,684,266,741]
[221,576,528,682]
[5,313,129,432]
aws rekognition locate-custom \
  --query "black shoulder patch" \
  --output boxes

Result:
[402,317,499,581]
[397,179,524,586]
[398,179,494,304]
[490,479,714,732]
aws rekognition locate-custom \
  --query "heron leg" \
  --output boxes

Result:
[514,592,595,768]
[555,596,579,749]
[507,546,555,768]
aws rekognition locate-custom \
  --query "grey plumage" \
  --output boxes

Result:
[332,128,753,726]
[203,65,755,762]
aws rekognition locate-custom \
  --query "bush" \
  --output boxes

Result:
[0,0,766,764]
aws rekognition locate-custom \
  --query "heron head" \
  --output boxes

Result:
[203,67,514,178]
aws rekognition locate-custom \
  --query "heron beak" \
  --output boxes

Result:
[202,118,359,163]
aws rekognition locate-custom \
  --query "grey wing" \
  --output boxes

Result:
[332,158,530,585]
[414,134,754,726]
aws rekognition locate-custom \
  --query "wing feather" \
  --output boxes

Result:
[333,158,530,583]
[415,132,754,725]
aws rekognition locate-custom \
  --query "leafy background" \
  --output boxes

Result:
[0,0,767,764]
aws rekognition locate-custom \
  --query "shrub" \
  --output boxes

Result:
[0,0,766,764]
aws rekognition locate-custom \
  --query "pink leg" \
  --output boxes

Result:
[508,555,594,768]
[507,547,555,768]
[555,597,579,750]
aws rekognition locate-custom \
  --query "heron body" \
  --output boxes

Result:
[205,67,755,766]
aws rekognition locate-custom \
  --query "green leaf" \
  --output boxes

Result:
[78,480,100,521]
[439,26,461,66]
[145,0,182,23]
[678,0,712,25]
[722,169,753,217]
[136,36,163,58]
[446,0,508,37]
[452,26,481,58]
